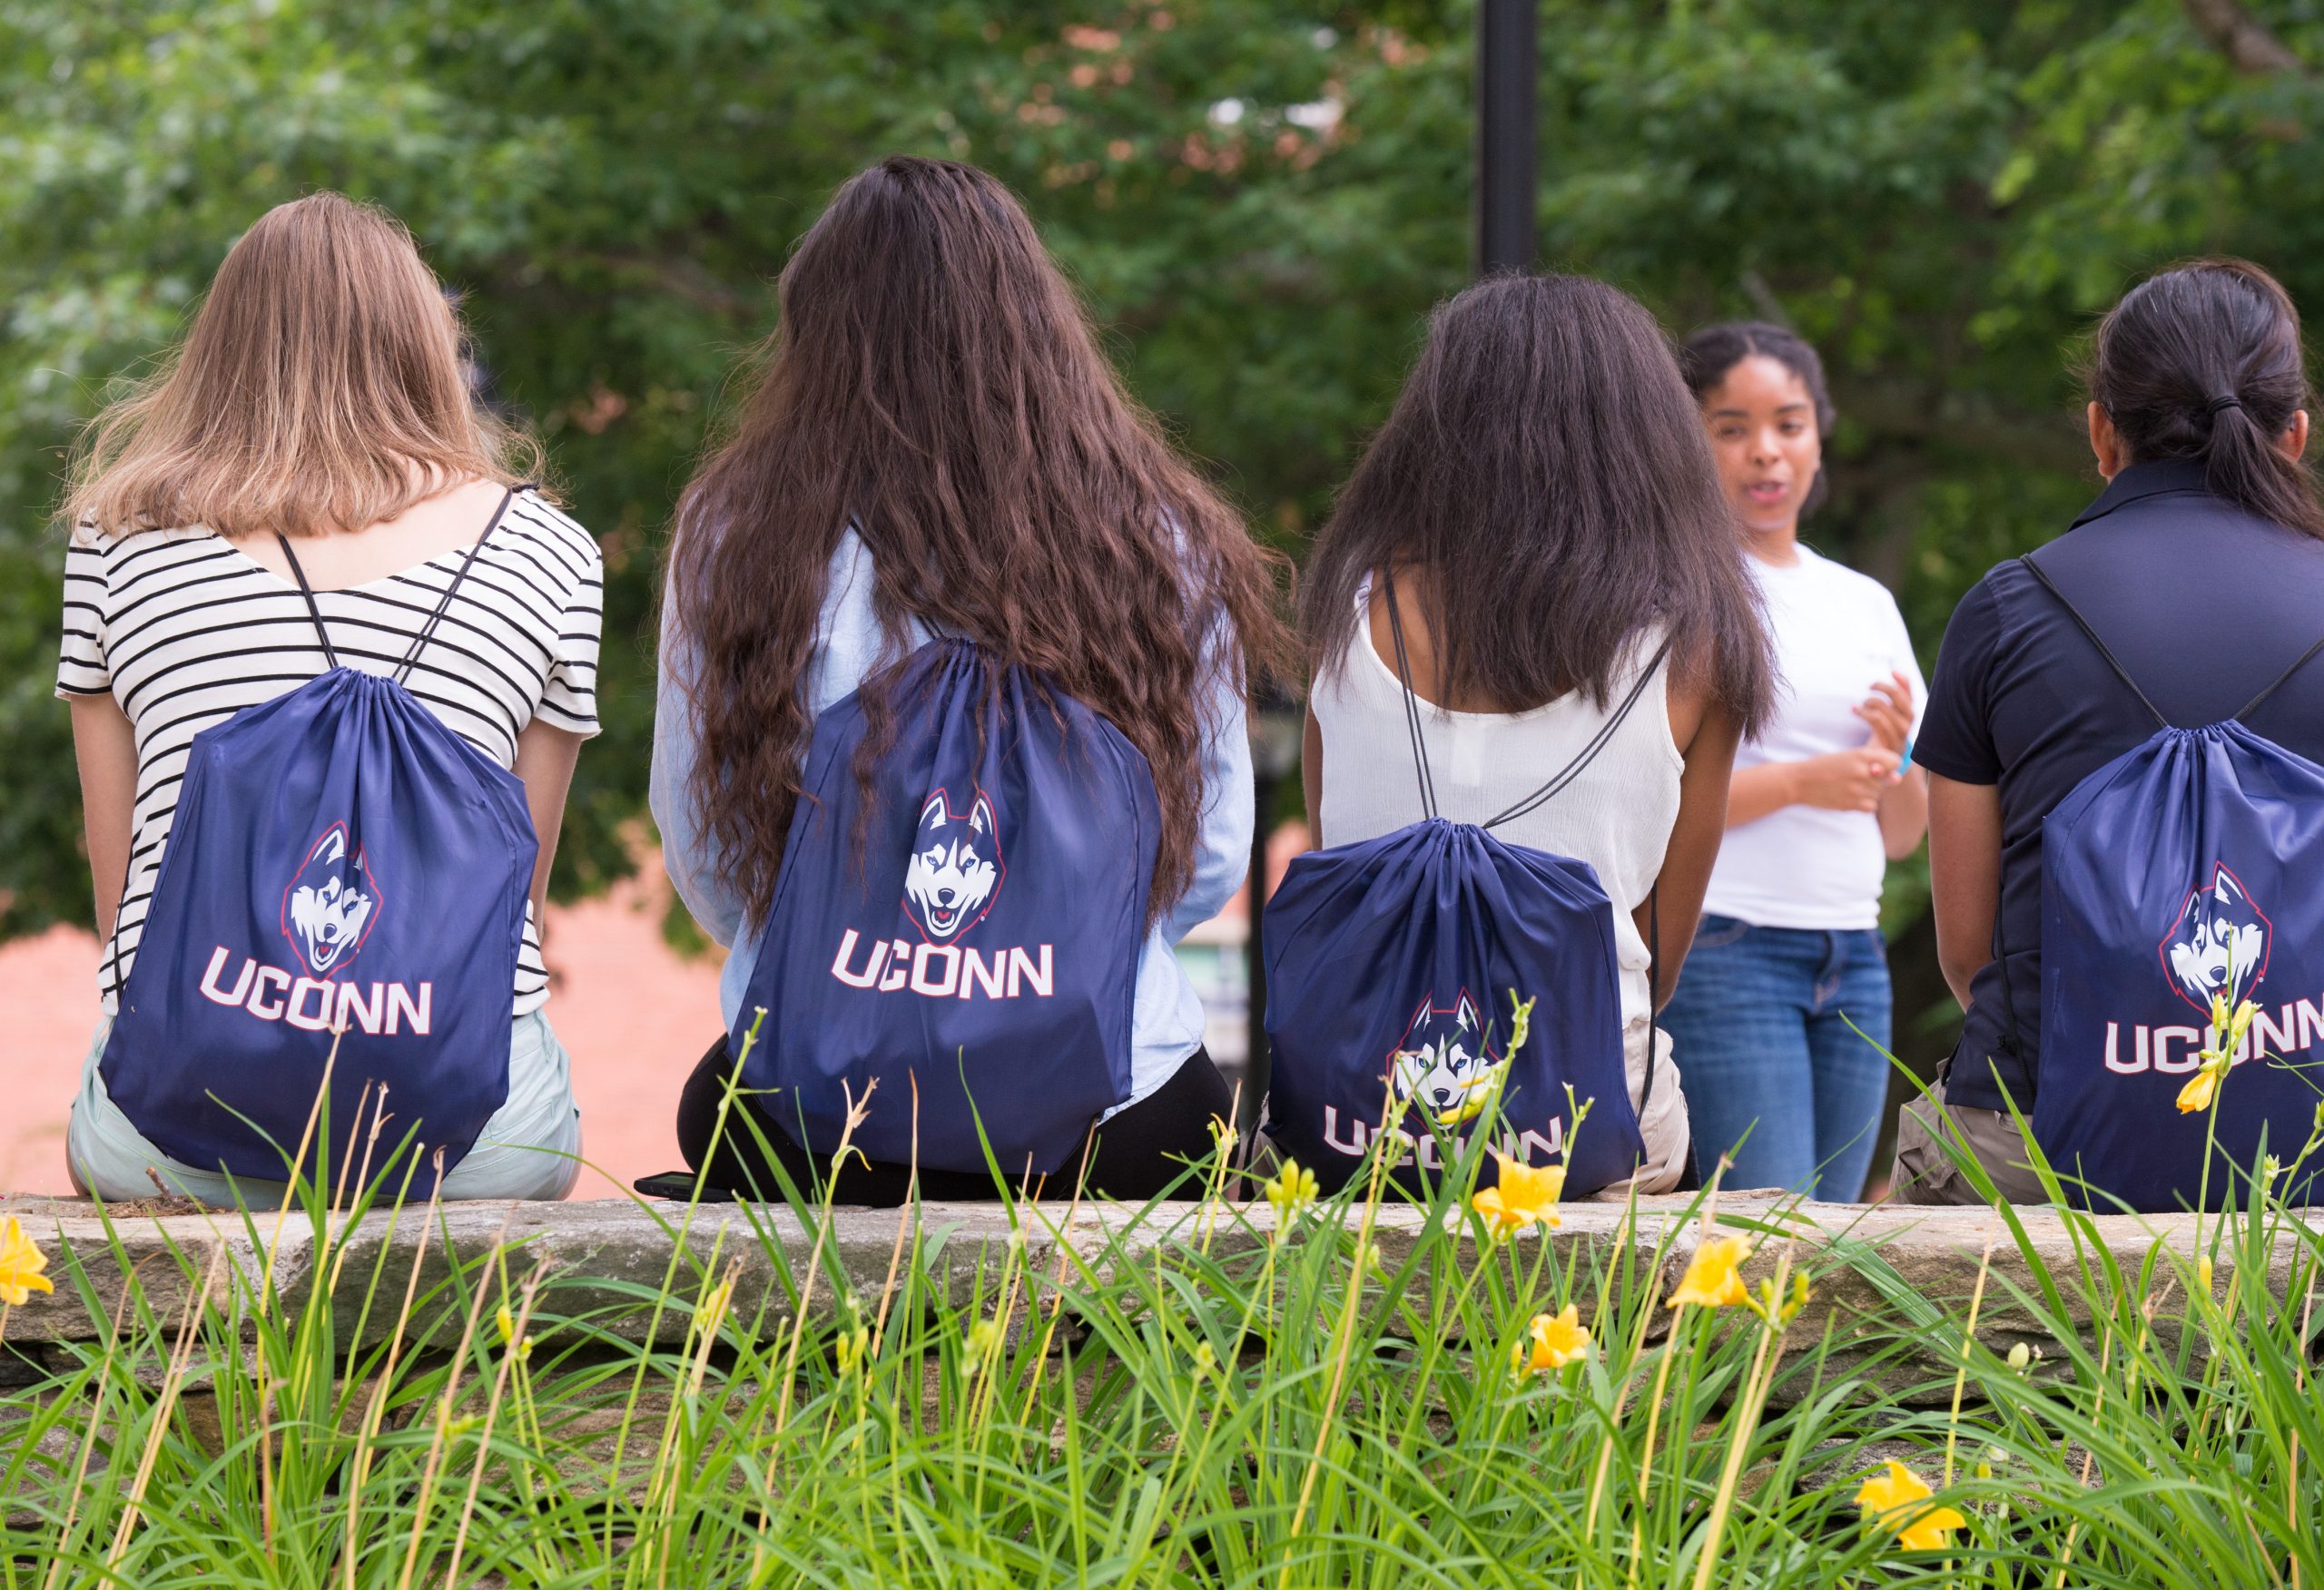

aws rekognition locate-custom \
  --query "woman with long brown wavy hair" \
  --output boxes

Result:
[651,156,1288,1202]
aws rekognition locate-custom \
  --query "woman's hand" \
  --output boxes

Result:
[1788,746,1903,813]
[1854,671,1915,755]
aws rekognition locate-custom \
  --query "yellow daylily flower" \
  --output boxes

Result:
[835,1324,870,1376]
[0,1217,54,1307]
[1668,1234,1752,1310]
[1855,1460,1967,1552]
[1512,1305,1590,1375]
[963,1317,1002,1377]
[1263,1159,1318,1222]
[1434,1062,1510,1126]
[492,1301,534,1361]
[1471,1153,1567,1238]
[2211,994,2259,1053]
[2176,1055,2228,1115]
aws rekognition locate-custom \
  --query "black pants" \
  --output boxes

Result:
[674,1035,1237,1205]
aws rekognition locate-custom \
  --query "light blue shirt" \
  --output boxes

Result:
[648,530,1252,1109]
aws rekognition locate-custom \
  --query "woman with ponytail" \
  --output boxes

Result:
[1897,259,2324,1203]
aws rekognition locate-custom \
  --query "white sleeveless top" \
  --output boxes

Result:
[1310,583,1689,1192]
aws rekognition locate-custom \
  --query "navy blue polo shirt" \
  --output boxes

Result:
[1916,458,2324,1112]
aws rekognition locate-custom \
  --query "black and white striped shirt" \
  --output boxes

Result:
[54,490,604,1015]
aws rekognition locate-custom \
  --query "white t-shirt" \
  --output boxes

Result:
[1703,543,1925,931]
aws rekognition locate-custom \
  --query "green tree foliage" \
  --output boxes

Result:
[4,0,2321,1046]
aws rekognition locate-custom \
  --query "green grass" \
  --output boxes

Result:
[4,1071,2323,1587]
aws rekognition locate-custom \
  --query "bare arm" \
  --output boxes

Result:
[1879,765,1930,859]
[70,694,138,941]
[512,721,587,920]
[1928,772,2003,1011]
[1300,705,1323,844]
[1635,674,1744,1008]
[1726,761,1799,827]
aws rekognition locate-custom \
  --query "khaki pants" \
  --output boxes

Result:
[1888,1085,2050,1206]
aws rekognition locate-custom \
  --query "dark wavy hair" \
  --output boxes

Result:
[2087,258,2324,539]
[666,156,1291,926]
[1301,273,1774,735]
[1678,319,1836,515]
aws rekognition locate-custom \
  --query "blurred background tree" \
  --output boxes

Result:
[5,0,2322,1084]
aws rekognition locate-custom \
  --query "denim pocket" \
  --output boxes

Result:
[1689,917,1752,951]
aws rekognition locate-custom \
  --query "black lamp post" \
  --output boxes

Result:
[1237,4,1539,1137]
[1475,0,1540,277]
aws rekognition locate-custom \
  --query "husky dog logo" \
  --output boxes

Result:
[1388,991,1502,1120]
[902,788,1002,942]
[2161,862,2270,1014]
[281,824,380,978]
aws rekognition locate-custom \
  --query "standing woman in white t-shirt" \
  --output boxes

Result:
[1659,323,1928,1199]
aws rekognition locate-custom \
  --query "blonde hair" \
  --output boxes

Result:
[64,191,544,539]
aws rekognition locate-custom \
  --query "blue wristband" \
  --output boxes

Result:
[1897,738,1915,773]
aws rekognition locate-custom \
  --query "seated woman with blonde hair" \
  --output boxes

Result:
[57,192,602,1205]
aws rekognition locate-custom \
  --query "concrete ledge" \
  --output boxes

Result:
[1,1192,2307,1399]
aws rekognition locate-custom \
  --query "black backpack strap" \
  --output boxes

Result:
[1379,571,1440,821]
[394,485,524,685]
[1640,882,1660,1115]
[2017,555,2169,731]
[1482,638,1673,830]
[274,535,342,672]
[2023,548,2324,725]
[2237,633,2324,719]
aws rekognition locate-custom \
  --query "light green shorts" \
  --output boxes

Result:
[68,1009,583,1207]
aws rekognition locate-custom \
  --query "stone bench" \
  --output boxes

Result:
[3,1190,2292,1404]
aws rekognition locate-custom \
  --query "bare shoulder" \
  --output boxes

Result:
[1661,640,1726,755]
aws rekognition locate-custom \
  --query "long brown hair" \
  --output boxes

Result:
[64,191,540,540]
[666,156,1289,926]
[2087,258,2324,539]
[1302,273,1774,735]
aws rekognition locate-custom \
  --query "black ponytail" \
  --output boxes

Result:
[2088,258,2324,540]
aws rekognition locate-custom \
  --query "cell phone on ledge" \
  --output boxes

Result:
[633,1172,737,1202]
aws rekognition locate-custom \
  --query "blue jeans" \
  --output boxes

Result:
[1660,916,1893,1200]
[69,1009,583,1207]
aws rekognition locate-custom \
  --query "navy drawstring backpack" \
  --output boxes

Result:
[101,488,537,1198]
[733,640,1159,1180]
[2013,552,2324,1212]
[1262,578,1660,1195]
